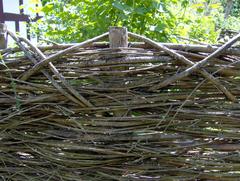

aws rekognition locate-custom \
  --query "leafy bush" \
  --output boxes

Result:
[30,0,224,44]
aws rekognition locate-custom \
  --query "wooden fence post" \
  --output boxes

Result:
[109,26,128,72]
[109,26,128,48]
[109,27,128,117]
[0,23,7,49]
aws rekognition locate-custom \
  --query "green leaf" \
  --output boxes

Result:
[210,3,221,9]
[42,3,54,12]
[134,7,147,15]
[112,1,132,12]
[197,8,204,13]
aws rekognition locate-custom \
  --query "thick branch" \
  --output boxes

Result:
[147,33,240,99]
[19,36,93,107]
[2,42,240,56]
[128,32,236,102]
[7,30,86,107]
[20,32,109,81]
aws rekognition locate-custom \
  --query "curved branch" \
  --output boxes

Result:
[20,32,109,81]
[128,32,237,102]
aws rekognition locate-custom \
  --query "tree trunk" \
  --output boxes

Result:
[224,0,234,20]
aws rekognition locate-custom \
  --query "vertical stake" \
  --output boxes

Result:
[109,26,128,48]
[109,27,128,117]
[0,23,7,49]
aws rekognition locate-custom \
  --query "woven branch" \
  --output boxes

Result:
[7,30,87,106]
[19,36,93,107]
[128,32,236,102]
[3,42,240,55]
[1,29,240,180]
[147,32,240,95]
[20,32,109,81]
[8,30,89,106]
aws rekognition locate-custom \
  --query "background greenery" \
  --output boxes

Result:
[29,0,240,44]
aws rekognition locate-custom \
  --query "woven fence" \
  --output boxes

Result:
[1,26,240,180]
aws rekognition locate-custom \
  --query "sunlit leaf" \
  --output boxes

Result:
[29,0,40,4]
[191,3,204,9]
[210,3,221,9]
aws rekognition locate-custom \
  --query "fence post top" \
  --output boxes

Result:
[109,26,128,48]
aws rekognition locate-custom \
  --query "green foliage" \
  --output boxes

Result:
[173,0,223,43]
[219,16,240,32]
[221,0,240,17]
[217,0,240,32]
[231,1,240,17]
[30,0,224,44]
